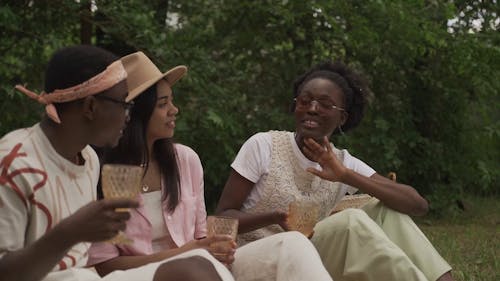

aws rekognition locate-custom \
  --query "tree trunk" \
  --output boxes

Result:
[80,1,92,44]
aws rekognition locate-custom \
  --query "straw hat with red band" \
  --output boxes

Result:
[121,51,187,102]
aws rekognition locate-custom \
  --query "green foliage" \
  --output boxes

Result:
[0,1,85,136]
[1,0,498,213]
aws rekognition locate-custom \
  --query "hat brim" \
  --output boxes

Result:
[126,65,187,102]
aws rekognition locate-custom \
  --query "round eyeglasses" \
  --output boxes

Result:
[95,95,135,116]
[294,96,345,112]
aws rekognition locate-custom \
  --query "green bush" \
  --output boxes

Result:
[1,1,498,214]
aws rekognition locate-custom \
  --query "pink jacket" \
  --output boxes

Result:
[87,144,207,266]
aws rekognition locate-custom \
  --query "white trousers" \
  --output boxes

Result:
[44,249,234,281]
[45,233,331,281]
[232,231,333,281]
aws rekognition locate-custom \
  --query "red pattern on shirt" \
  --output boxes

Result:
[65,254,77,267]
[0,143,28,206]
[58,260,67,270]
[0,143,52,229]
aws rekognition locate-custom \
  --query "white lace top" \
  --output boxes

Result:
[232,131,375,244]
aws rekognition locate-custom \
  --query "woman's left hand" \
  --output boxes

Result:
[182,235,236,265]
[303,137,348,182]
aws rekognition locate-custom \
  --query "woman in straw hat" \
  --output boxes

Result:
[0,45,230,281]
[88,52,333,281]
[216,61,455,281]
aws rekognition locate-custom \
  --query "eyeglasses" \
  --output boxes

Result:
[294,95,345,112]
[95,95,135,116]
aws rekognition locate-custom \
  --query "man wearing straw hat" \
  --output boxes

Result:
[0,45,233,281]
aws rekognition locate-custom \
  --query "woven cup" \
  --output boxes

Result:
[287,200,319,237]
[207,216,238,258]
[101,164,143,244]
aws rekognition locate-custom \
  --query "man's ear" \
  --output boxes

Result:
[82,96,97,120]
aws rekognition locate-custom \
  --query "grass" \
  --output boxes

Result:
[415,195,499,281]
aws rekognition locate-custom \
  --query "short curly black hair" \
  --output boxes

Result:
[44,45,118,93]
[292,61,369,134]
[43,45,119,115]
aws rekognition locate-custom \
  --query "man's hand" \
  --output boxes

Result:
[0,198,139,281]
[54,198,139,245]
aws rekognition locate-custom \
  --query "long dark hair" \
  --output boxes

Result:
[98,84,181,212]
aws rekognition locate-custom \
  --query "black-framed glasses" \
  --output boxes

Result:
[294,95,344,112]
[95,95,135,115]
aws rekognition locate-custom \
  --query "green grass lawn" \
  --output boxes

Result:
[415,196,499,281]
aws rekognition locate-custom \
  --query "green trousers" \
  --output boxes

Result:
[311,199,451,281]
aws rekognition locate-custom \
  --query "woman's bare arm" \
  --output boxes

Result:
[215,170,288,233]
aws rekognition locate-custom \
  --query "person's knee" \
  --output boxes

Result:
[382,204,411,221]
[343,208,371,222]
[324,208,370,229]
[153,256,222,281]
[278,231,311,245]
[279,231,324,255]
[327,208,371,225]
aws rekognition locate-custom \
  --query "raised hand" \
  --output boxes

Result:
[54,198,139,244]
[302,137,348,182]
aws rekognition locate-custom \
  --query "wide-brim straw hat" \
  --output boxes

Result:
[121,51,187,102]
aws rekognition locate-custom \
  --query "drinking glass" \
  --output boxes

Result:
[287,200,320,237]
[101,164,143,244]
[207,216,239,259]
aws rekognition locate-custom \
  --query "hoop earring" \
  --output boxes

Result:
[338,125,344,135]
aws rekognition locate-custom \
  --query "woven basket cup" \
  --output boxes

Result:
[287,200,319,237]
[101,164,143,244]
[101,164,143,200]
[330,194,373,215]
[207,216,238,259]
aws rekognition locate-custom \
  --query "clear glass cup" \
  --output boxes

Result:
[101,164,143,244]
[206,216,238,259]
[287,200,320,237]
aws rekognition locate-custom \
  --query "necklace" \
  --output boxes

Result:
[142,182,161,193]
[140,163,162,193]
[141,165,161,193]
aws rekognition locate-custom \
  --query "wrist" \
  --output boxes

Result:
[50,219,79,248]
[180,239,198,252]
[271,211,286,224]
[338,167,352,183]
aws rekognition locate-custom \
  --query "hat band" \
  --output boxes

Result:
[15,60,127,124]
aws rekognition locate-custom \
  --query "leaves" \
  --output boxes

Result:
[0,0,498,213]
